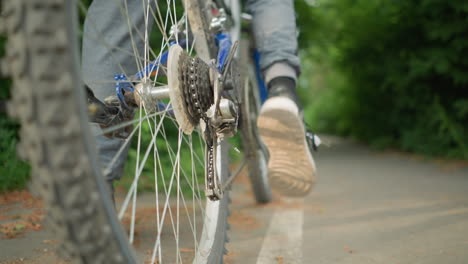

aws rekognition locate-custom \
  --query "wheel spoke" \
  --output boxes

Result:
[76,0,228,262]
[117,105,170,219]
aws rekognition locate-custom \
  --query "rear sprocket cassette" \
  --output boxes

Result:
[167,44,214,134]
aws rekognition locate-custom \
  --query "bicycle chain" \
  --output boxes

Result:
[178,53,218,199]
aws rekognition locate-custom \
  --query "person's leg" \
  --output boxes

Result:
[247,0,317,197]
[83,0,154,198]
[246,0,300,84]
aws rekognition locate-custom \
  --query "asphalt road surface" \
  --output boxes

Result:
[227,136,468,263]
[1,136,467,263]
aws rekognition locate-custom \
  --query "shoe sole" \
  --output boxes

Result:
[257,97,316,197]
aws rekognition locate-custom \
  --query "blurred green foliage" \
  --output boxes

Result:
[1,0,467,192]
[0,115,31,192]
[297,0,468,159]
[118,115,206,196]
[0,36,31,192]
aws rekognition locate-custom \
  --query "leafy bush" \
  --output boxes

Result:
[0,37,31,192]
[119,116,206,196]
[0,115,31,192]
[299,0,468,159]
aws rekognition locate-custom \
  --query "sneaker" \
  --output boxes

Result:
[257,78,317,197]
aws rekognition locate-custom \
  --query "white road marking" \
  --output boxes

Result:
[256,198,304,264]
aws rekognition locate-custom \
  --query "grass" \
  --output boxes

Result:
[0,114,31,193]
[117,115,207,196]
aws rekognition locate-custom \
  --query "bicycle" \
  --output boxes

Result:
[2,0,271,263]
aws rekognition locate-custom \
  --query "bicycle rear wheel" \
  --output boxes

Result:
[3,0,230,263]
[239,40,272,204]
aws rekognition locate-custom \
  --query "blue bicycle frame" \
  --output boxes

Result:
[114,13,267,108]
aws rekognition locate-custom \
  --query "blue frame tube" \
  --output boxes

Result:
[215,33,232,72]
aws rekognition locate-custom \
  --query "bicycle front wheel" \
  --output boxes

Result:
[3,0,231,263]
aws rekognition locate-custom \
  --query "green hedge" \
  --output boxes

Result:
[0,114,31,192]
[0,36,31,192]
[299,0,468,159]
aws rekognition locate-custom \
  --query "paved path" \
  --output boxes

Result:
[1,136,468,263]
[226,136,468,263]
